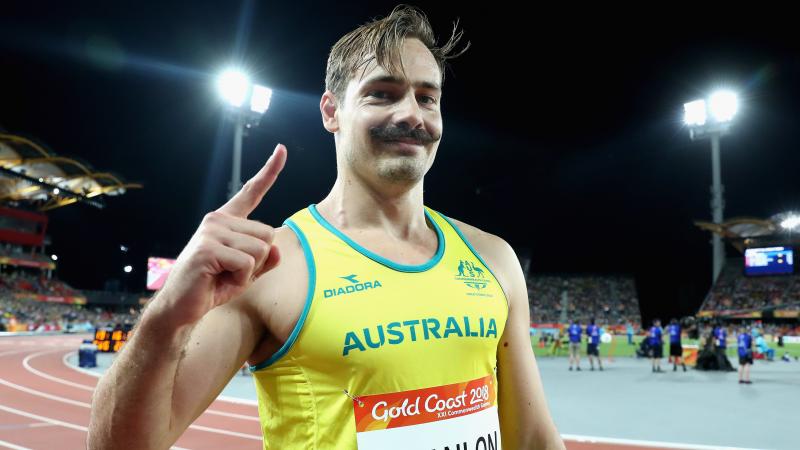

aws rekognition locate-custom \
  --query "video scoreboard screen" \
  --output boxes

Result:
[93,327,130,352]
[744,247,794,276]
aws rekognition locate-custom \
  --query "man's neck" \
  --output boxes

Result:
[315,173,430,241]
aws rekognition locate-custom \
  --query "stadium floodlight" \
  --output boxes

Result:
[53,188,60,195]
[781,216,800,230]
[51,254,58,261]
[709,90,738,123]
[250,85,273,114]
[683,100,707,126]
[216,69,250,108]
[215,67,273,200]
[123,265,133,273]
[683,88,741,283]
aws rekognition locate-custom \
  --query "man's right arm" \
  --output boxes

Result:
[88,144,289,449]
[87,288,264,449]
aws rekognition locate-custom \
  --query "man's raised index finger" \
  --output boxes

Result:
[218,143,287,217]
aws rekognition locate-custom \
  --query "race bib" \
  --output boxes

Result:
[353,375,501,449]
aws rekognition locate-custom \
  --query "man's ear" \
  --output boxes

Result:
[320,90,339,133]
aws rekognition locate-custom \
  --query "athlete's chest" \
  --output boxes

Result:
[300,257,506,364]
[274,205,508,378]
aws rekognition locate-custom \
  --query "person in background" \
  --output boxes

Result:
[626,321,634,345]
[737,325,753,384]
[549,328,561,355]
[755,333,774,361]
[568,319,582,371]
[713,322,729,370]
[667,318,686,372]
[585,318,603,371]
[649,319,664,373]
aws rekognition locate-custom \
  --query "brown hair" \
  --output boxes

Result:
[324,4,469,104]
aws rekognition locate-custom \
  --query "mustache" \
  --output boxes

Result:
[369,125,439,145]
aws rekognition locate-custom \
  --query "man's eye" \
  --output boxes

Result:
[419,95,437,105]
[368,91,389,99]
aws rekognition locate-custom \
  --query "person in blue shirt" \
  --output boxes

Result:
[649,319,664,372]
[737,326,753,384]
[755,334,774,361]
[567,320,582,371]
[714,324,727,349]
[626,322,634,346]
[713,323,728,370]
[585,318,603,371]
[667,319,687,372]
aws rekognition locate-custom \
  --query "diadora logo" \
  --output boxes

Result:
[340,274,359,284]
[455,260,492,296]
[323,274,383,299]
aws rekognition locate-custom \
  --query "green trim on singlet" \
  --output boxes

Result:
[249,218,315,372]
[307,204,445,273]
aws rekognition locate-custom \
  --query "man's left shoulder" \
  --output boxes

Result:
[445,216,522,299]
[446,217,515,264]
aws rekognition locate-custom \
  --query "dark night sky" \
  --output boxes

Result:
[2,2,799,323]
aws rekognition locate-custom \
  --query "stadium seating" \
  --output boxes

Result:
[527,275,642,325]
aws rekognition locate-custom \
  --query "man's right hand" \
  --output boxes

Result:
[154,143,288,328]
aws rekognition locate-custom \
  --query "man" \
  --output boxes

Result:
[755,332,775,361]
[713,322,731,370]
[667,318,686,372]
[550,327,564,356]
[737,326,754,384]
[585,318,603,371]
[567,319,582,371]
[626,321,634,345]
[649,319,664,372]
[87,6,564,450]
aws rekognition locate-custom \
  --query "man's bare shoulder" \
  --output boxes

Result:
[446,217,519,297]
[273,224,304,259]
[446,217,513,264]
[235,224,308,336]
[247,224,306,298]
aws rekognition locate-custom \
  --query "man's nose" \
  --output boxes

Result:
[393,93,424,131]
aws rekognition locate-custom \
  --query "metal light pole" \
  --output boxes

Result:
[684,90,739,284]
[229,113,245,199]
[216,69,273,200]
[709,133,725,283]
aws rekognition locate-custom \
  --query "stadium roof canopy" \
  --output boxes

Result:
[695,213,800,252]
[0,132,141,211]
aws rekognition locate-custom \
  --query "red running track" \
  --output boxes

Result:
[0,334,261,450]
[0,334,678,450]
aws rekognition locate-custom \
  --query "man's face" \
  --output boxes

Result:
[333,38,443,186]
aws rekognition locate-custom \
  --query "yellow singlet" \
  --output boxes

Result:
[250,204,508,449]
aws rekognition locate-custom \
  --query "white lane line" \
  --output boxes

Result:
[0,404,87,432]
[562,434,761,450]
[0,404,191,450]
[202,409,259,422]
[216,395,258,407]
[0,438,32,450]
[61,351,104,378]
[0,422,55,430]
[0,377,90,408]
[24,351,94,391]
[62,352,258,416]
[0,376,262,440]
[0,405,191,450]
